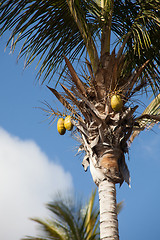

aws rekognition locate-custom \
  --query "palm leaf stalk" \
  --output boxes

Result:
[0,1,160,239]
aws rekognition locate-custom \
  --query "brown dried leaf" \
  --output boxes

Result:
[127,60,150,96]
[64,55,87,96]
[47,86,78,117]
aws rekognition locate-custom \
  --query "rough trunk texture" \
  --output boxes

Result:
[98,179,119,240]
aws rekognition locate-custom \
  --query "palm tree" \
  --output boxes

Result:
[22,190,100,240]
[0,1,160,239]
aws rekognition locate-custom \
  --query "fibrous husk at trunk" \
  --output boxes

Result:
[99,151,120,181]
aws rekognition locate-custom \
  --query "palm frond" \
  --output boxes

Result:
[0,0,102,83]
[22,238,46,240]
[21,190,124,240]
[30,218,66,240]
[127,60,150,97]
[1,0,160,95]
[130,94,160,143]
[66,0,99,74]
[64,55,87,96]
[0,0,85,83]
[47,201,80,239]
[47,86,78,116]
[84,190,99,239]
[46,191,100,240]
[113,0,160,95]
[60,83,85,115]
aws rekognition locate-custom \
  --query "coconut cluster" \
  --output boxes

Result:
[57,116,73,135]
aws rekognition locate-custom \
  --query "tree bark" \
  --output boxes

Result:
[98,179,119,240]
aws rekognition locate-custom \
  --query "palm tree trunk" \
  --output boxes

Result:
[98,179,119,240]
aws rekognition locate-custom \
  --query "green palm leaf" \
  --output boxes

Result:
[0,0,160,94]
[0,0,101,83]
[83,190,99,240]
[66,0,99,74]
[21,191,100,240]
[0,0,84,82]
[112,0,160,94]
[28,218,66,240]
[130,94,160,143]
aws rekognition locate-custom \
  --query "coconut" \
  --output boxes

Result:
[64,116,73,131]
[111,94,123,112]
[57,118,66,135]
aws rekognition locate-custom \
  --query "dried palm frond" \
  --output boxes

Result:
[39,101,63,125]
[85,58,94,81]
[64,55,87,96]
[47,86,83,121]
[127,60,150,97]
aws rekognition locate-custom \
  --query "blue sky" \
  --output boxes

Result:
[0,34,160,240]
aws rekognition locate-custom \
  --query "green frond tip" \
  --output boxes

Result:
[130,94,160,144]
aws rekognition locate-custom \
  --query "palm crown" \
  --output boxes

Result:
[0,1,160,239]
[0,0,159,87]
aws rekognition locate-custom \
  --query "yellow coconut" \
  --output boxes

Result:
[57,118,66,135]
[64,116,73,131]
[111,94,123,112]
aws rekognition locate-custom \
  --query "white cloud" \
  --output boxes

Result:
[0,127,73,240]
